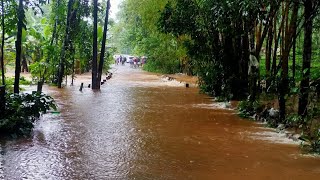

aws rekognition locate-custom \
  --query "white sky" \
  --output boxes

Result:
[110,0,123,20]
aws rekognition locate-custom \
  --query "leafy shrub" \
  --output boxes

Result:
[237,100,262,119]
[0,91,57,137]
[143,58,180,74]
[300,129,320,153]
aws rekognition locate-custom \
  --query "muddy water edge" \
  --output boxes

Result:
[1,65,320,180]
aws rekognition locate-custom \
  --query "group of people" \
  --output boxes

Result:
[114,55,147,68]
[129,56,147,68]
[115,55,127,65]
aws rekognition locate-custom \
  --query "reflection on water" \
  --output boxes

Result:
[1,65,320,179]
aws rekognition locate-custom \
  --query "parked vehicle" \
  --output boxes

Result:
[126,56,134,63]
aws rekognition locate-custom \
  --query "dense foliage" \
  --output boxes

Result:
[111,0,186,74]
[0,91,56,136]
[113,0,320,153]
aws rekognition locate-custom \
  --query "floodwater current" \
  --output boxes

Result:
[1,65,320,180]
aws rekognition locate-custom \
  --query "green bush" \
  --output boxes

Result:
[300,129,320,153]
[237,100,262,119]
[143,58,180,74]
[0,91,57,137]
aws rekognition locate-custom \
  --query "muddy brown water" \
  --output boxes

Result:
[1,65,320,180]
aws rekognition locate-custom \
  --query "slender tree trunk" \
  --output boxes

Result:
[272,15,278,76]
[298,0,313,117]
[279,52,289,122]
[279,1,299,122]
[57,0,73,88]
[70,43,75,86]
[266,18,273,89]
[242,21,249,95]
[14,0,24,94]
[1,0,5,85]
[71,55,75,85]
[255,22,262,52]
[292,31,296,80]
[0,0,5,113]
[50,0,60,84]
[279,2,289,121]
[250,27,255,50]
[92,0,98,89]
[50,15,58,46]
[97,0,111,89]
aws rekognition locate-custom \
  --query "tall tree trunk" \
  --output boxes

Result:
[255,5,277,57]
[291,1,299,81]
[250,27,255,50]
[97,0,111,89]
[92,0,98,89]
[278,1,299,122]
[71,53,75,85]
[14,0,24,94]
[255,22,262,52]
[298,0,313,117]
[0,0,4,113]
[292,31,296,80]
[266,18,273,89]
[241,21,249,96]
[57,0,73,88]
[272,15,278,76]
[1,0,5,85]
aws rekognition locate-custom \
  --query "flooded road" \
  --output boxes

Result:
[1,65,320,180]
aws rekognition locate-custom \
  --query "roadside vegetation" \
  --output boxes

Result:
[113,0,320,153]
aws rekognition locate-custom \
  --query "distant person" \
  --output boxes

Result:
[119,55,123,65]
[133,57,138,68]
[136,57,141,67]
[122,57,127,65]
[129,57,134,68]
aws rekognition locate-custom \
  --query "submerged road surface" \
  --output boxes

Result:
[1,65,320,180]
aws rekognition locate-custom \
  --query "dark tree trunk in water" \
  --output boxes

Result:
[298,0,313,117]
[92,0,98,89]
[57,0,73,88]
[37,81,43,93]
[71,52,75,85]
[1,0,5,86]
[14,0,24,94]
[97,0,111,89]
